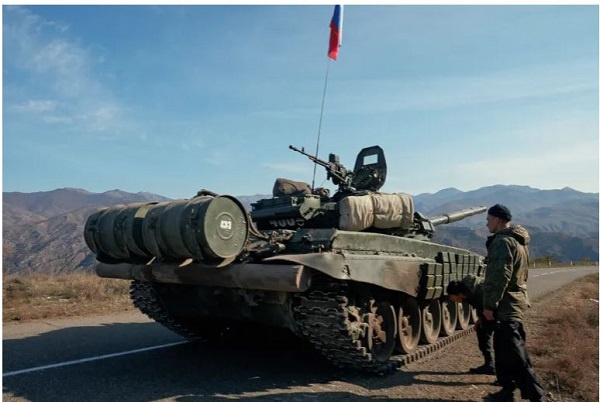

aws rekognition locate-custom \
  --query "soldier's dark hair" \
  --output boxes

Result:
[446,281,470,296]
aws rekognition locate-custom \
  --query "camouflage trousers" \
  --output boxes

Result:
[476,318,495,363]
[493,321,545,400]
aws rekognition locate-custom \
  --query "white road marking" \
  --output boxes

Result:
[530,270,572,278]
[3,341,188,378]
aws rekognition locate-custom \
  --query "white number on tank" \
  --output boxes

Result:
[220,220,232,230]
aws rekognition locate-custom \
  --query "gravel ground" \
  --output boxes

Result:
[227,312,553,401]
[207,329,517,402]
[286,335,503,402]
[399,335,502,401]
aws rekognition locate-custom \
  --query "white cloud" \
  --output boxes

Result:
[4,6,129,137]
[43,115,73,125]
[181,138,206,152]
[449,132,599,191]
[331,60,598,113]
[12,99,56,112]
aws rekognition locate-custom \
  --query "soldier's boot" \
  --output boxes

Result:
[469,355,495,375]
[484,388,515,402]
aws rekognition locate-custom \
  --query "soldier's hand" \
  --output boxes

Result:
[483,309,494,321]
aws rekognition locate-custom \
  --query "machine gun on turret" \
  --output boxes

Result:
[289,144,387,195]
[289,145,352,191]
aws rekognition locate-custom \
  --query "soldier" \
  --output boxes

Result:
[482,204,546,402]
[446,275,496,376]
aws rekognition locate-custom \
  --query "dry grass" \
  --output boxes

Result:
[528,274,599,402]
[3,272,134,322]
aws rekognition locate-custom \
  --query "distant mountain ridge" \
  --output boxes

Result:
[3,188,171,227]
[411,184,599,237]
[2,186,598,274]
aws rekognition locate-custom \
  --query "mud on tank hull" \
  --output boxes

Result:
[87,194,485,374]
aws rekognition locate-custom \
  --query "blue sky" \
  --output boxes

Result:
[3,5,599,199]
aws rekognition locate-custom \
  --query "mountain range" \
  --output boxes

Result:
[3,185,598,274]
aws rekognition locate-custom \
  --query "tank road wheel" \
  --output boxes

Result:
[396,297,422,354]
[363,301,397,362]
[419,299,441,345]
[440,300,457,336]
[456,302,471,330]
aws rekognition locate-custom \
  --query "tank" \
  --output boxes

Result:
[84,145,487,375]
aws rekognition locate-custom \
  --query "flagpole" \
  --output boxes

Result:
[312,4,342,190]
[312,58,331,191]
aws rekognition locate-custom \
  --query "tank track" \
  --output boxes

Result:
[131,278,475,374]
[293,275,476,375]
[394,325,475,366]
[129,280,203,340]
[293,275,398,375]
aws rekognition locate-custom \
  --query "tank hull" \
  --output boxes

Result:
[96,229,484,299]
[85,184,487,375]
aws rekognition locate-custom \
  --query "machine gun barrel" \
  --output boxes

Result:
[289,144,350,188]
[429,206,487,226]
[289,145,329,168]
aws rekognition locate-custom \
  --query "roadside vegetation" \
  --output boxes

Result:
[3,271,133,322]
[527,273,599,402]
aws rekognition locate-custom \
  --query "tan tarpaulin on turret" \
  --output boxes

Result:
[339,193,414,231]
[339,194,375,231]
[372,193,414,229]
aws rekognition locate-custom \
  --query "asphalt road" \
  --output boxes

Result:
[3,265,597,402]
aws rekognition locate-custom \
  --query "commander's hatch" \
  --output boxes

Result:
[351,145,387,191]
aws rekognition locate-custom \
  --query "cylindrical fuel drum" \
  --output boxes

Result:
[84,202,156,263]
[142,195,249,262]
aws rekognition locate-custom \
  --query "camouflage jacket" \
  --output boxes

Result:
[461,274,485,317]
[483,225,531,322]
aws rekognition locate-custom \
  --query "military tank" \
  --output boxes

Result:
[84,145,487,374]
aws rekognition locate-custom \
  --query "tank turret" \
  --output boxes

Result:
[251,145,486,241]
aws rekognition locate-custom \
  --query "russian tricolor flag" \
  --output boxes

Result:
[328,5,343,60]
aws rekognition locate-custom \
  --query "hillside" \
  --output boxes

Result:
[413,184,599,237]
[2,185,598,274]
[2,189,171,275]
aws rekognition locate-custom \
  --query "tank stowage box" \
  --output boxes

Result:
[84,146,486,375]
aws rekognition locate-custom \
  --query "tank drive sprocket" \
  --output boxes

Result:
[293,273,398,375]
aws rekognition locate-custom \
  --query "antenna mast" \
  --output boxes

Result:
[312,60,331,190]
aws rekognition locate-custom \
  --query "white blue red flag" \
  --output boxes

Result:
[328,5,343,60]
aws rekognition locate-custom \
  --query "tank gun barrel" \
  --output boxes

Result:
[429,206,487,226]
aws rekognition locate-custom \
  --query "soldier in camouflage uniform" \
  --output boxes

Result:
[446,275,496,376]
[482,204,546,402]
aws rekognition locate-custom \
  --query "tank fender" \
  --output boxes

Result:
[95,260,311,292]
[263,252,428,296]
